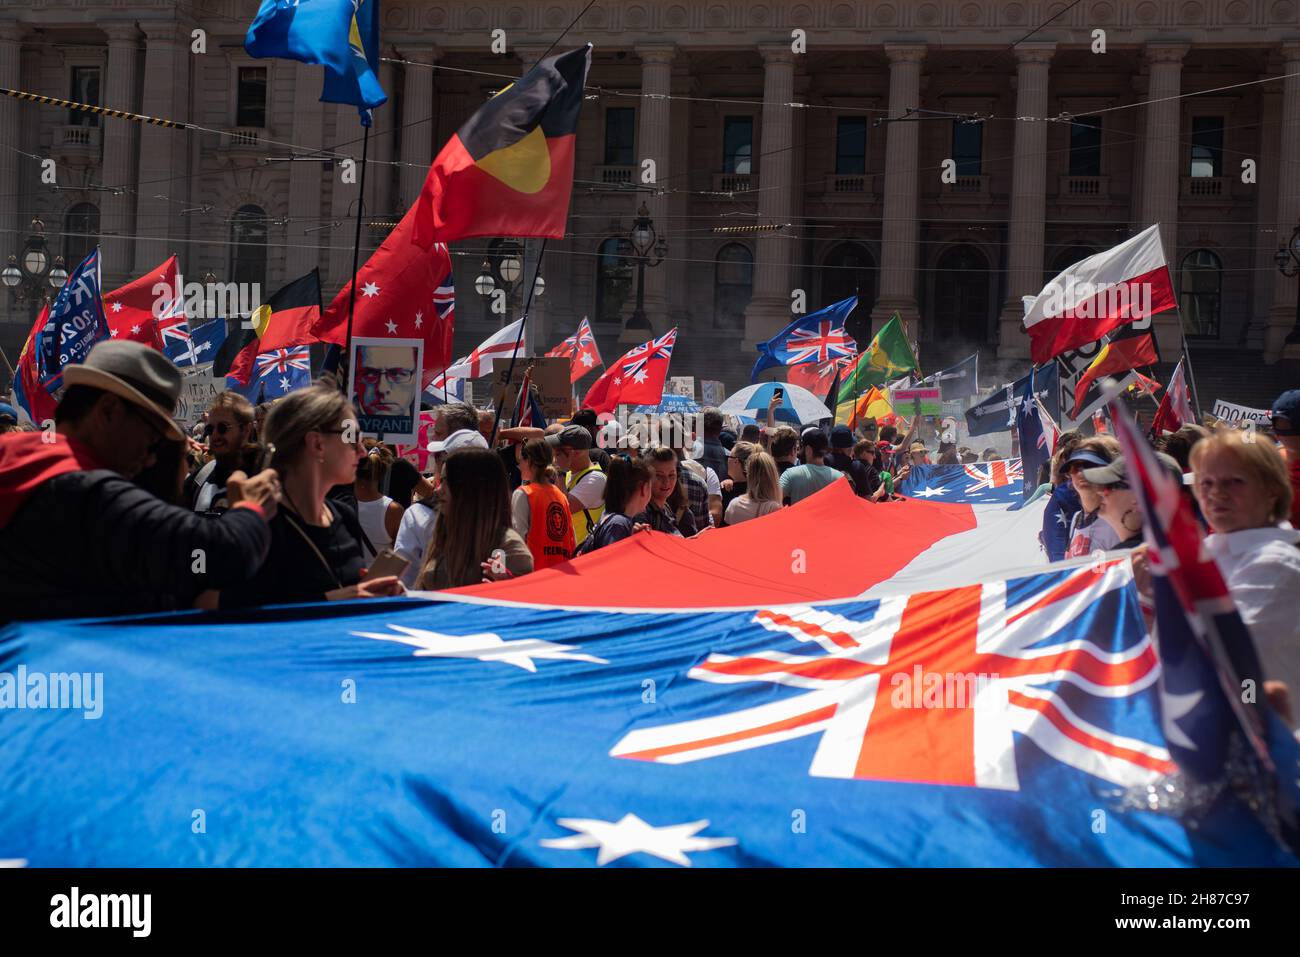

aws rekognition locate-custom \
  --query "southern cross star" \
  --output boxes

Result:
[908,485,947,498]
[384,318,398,334]
[361,281,380,298]
[353,625,609,673]
[539,813,737,866]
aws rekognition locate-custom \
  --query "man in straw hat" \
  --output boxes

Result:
[0,340,280,620]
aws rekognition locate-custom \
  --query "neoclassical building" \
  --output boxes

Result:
[3,0,1300,396]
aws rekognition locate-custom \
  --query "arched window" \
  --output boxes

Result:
[594,237,634,324]
[62,202,99,268]
[1180,249,1221,339]
[714,243,753,328]
[229,204,267,290]
[819,242,876,346]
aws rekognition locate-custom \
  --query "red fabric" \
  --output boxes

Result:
[257,305,321,354]
[1028,265,1176,365]
[14,304,57,425]
[581,328,677,415]
[0,432,105,528]
[413,133,577,245]
[225,337,262,387]
[103,255,179,349]
[450,480,977,608]
[312,203,457,386]
[548,317,602,383]
[1150,359,1196,436]
[1070,333,1160,418]
[787,356,850,395]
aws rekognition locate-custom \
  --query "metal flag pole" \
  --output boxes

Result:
[488,238,549,448]
[341,122,372,393]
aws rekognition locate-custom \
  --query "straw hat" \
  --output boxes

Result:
[62,340,185,441]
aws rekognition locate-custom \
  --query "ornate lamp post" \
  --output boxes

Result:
[1273,224,1300,345]
[2,218,68,320]
[474,241,544,322]
[625,202,667,332]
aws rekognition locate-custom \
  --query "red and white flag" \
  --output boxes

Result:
[102,255,182,350]
[547,316,602,383]
[1023,225,1176,365]
[1150,357,1196,436]
[311,203,456,390]
[788,354,853,394]
[444,318,525,381]
[581,327,677,415]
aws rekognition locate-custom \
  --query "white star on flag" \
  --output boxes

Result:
[632,369,648,384]
[279,376,290,390]
[111,301,122,312]
[580,352,594,367]
[909,486,947,498]
[385,318,398,334]
[108,327,119,337]
[539,814,737,866]
[362,282,380,298]
[1160,689,1204,751]
[1055,511,1069,528]
[130,325,141,334]
[353,625,609,673]
[613,376,622,386]
[414,311,423,328]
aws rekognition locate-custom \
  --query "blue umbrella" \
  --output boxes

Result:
[634,393,700,415]
[718,381,831,425]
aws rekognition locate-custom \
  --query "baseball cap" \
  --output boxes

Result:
[1065,447,1112,470]
[1081,452,1182,486]
[830,424,854,450]
[546,424,594,450]
[428,427,488,455]
[1271,389,1300,434]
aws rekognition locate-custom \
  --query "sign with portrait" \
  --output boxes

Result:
[347,337,423,444]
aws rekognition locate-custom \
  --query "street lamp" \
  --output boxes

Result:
[4,218,61,318]
[475,241,541,319]
[1274,223,1300,344]
[625,202,666,331]
[474,260,496,298]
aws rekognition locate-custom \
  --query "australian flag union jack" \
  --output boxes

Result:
[621,328,676,382]
[227,345,311,401]
[898,461,1023,505]
[751,296,858,381]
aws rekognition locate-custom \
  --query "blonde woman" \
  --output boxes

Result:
[220,386,405,608]
[724,450,783,525]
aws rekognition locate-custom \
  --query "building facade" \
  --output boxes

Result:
[3,0,1300,395]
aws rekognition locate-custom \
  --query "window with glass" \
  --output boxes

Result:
[69,66,100,127]
[835,118,867,175]
[1068,117,1102,176]
[63,203,99,268]
[595,238,634,323]
[723,116,753,174]
[714,243,753,327]
[603,108,636,166]
[1179,249,1221,338]
[236,66,268,128]
[1189,117,1224,177]
[951,120,982,176]
[229,205,268,289]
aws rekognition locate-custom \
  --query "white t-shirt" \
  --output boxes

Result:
[1204,524,1300,729]
[393,501,437,588]
[356,495,395,550]
[568,469,607,510]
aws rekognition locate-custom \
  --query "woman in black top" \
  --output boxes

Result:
[220,387,405,608]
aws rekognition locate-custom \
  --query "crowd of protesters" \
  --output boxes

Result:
[1,340,1297,726]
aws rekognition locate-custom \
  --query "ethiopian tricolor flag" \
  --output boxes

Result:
[835,313,918,407]
[413,45,592,247]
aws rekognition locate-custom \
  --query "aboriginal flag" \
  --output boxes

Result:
[412,45,592,247]
[221,270,322,384]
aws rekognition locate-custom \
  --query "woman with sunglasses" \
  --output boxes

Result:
[220,386,405,608]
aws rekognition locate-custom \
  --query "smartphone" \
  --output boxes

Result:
[363,548,410,582]
[773,387,784,402]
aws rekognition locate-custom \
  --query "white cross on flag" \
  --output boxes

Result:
[443,318,525,380]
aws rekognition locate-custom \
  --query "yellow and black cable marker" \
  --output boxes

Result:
[1,87,187,129]
[711,223,790,235]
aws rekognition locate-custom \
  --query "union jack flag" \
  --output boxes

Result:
[612,560,1171,790]
[432,274,455,323]
[785,320,856,365]
[256,346,311,378]
[963,459,1022,493]
[621,328,676,382]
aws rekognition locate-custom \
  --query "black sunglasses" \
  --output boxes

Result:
[203,421,239,438]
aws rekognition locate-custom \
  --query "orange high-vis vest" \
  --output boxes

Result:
[522,482,575,569]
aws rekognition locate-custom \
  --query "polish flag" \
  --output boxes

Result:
[1023,225,1176,365]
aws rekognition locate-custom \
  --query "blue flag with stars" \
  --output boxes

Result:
[226,345,312,402]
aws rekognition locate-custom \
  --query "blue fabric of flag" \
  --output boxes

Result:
[751,296,858,381]
[897,461,1024,505]
[4,562,1296,867]
[35,248,109,392]
[966,364,1059,437]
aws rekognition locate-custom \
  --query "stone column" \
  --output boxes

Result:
[997,44,1054,360]
[1139,43,1189,357]
[1268,43,1300,361]
[134,21,191,274]
[97,23,140,286]
[397,44,438,208]
[870,44,926,338]
[633,43,675,337]
[284,61,326,280]
[742,43,797,352]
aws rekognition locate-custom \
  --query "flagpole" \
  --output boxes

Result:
[488,238,548,447]
[1175,320,1204,422]
[341,122,372,393]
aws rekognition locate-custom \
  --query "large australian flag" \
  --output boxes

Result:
[752,296,858,381]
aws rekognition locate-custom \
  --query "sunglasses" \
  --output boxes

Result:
[203,421,240,438]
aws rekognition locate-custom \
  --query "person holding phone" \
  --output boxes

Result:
[220,386,405,608]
